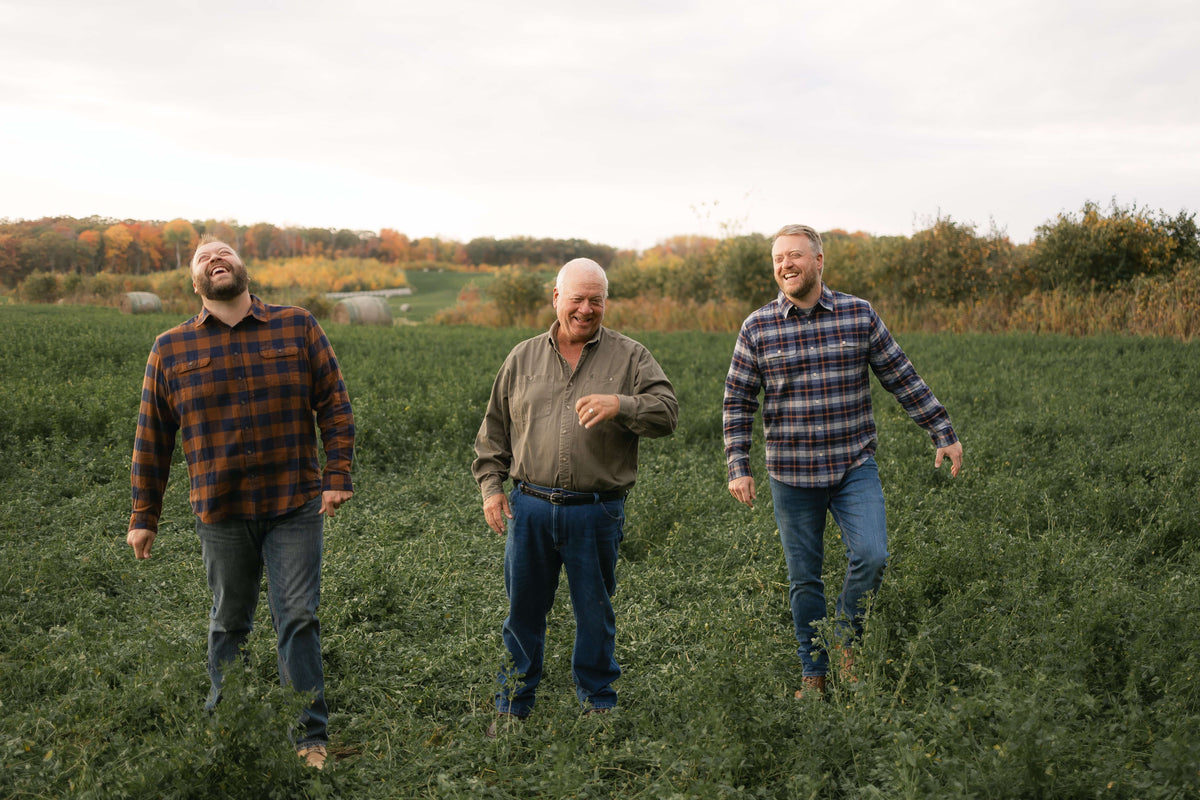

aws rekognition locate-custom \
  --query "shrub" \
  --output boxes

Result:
[1032,199,1184,289]
[713,233,772,308]
[19,270,60,303]
[486,266,547,326]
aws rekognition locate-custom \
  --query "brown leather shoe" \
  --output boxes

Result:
[297,744,327,770]
[794,675,826,699]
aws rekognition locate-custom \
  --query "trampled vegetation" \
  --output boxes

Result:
[1,305,1197,798]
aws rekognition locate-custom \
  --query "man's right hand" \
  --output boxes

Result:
[728,476,756,509]
[127,528,156,559]
[483,493,513,535]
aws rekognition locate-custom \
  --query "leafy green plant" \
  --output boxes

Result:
[2,306,1198,798]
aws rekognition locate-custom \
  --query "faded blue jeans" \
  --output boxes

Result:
[497,484,625,716]
[770,458,888,677]
[196,496,327,746]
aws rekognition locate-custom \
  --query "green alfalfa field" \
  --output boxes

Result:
[1,304,1197,799]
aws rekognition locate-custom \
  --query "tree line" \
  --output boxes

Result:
[0,215,618,289]
[5,201,1198,340]
[463,200,1199,339]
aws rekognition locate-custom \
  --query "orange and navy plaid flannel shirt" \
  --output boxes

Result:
[129,296,355,533]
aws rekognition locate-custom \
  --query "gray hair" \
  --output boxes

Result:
[555,258,609,298]
[773,224,823,257]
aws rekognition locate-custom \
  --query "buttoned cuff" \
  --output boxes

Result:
[931,428,958,449]
[128,512,159,534]
[479,476,506,500]
[727,461,753,482]
[322,471,354,493]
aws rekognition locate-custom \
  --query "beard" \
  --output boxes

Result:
[779,271,819,305]
[196,263,250,301]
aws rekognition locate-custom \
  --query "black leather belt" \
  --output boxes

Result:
[518,482,626,505]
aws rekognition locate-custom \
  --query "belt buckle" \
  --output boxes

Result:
[549,490,567,505]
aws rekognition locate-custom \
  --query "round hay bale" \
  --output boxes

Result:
[331,296,393,326]
[120,292,163,314]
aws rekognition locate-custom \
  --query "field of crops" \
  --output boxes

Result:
[1,304,1198,799]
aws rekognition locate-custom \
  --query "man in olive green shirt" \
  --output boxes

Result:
[473,258,677,727]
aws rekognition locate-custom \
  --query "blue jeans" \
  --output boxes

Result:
[497,485,625,716]
[770,458,888,677]
[196,496,327,746]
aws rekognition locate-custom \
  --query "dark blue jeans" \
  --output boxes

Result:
[195,496,327,746]
[497,485,625,716]
[770,458,888,677]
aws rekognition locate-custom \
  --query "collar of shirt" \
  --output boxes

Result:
[196,295,270,328]
[546,320,605,353]
[774,285,835,320]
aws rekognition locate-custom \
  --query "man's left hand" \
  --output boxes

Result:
[934,441,963,477]
[576,394,619,429]
[321,490,353,517]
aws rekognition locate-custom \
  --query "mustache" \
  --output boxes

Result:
[207,259,240,274]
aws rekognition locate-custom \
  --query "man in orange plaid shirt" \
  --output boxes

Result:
[127,236,355,770]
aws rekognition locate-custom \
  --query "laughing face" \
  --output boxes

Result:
[191,241,250,301]
[772,234,824,307]
[553,261,607,345]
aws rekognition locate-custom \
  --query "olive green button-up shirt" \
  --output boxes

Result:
[472,323,678,499]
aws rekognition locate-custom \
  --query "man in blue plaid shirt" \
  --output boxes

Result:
[723,224,963,697]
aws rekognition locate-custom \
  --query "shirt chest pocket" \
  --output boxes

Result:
[761,347,799,389]
[169,356,214,407]
[511,375,556,428]
[258,346,303,388]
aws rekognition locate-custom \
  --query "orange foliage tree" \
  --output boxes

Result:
[103,224,134,273]
[379,228,411,262]
[77,230,102,273]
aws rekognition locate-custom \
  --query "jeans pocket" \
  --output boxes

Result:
[598,499,626,526]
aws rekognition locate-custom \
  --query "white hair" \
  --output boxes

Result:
[555,258,609,297]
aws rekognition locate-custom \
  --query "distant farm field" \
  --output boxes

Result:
[391,269,493,322]
[1,305,1198,799]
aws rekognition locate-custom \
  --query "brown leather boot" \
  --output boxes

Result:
[794,675,827,699]
[840,648,858,684]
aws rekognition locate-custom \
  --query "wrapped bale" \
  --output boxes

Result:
[120,292,163,314]
[332,296,393,326]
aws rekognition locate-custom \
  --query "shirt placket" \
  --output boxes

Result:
[228,326,260,498]
[554,351,580,489]
[804,312,829,476]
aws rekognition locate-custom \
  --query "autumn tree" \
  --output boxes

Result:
[77,230,103,273]
[0,234,25,288]
[379,228,411,262]
[488,265,547,326]
[25,227,79,273]
[1032,200,1187,289]
[243,222,277,259]
[162,218,198,269]
[713,233,773,308]
[199,220,242,252]
[103,224,134,273]
[880,216,1012,304]
[129,222,165,273]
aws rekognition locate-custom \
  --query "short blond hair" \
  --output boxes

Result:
[773,224,823,256]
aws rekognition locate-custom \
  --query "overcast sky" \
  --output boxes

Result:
[2,0,1197,251]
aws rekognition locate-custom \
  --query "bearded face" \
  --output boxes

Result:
[191,242,250,301]
[772,235,823,307]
